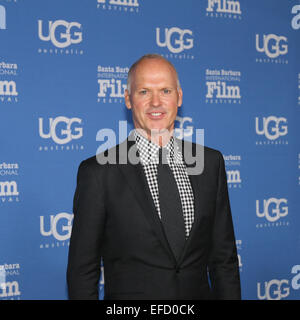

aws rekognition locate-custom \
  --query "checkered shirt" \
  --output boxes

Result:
[134,130,194,238]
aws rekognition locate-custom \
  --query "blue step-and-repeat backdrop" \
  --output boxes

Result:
[0,0,299,300]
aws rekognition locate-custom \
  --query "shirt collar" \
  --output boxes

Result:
[133,130,182,165]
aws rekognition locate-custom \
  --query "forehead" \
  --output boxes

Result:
[131,59,178,87]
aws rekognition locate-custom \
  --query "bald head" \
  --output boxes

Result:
[126,54,181,94]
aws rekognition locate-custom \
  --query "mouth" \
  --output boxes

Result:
[146,112,166,120]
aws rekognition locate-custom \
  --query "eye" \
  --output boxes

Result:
[163,88,171,94]
[139,89,147,95]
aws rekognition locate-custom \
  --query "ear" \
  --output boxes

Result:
[177,88,183,108]
[124,89,132,110]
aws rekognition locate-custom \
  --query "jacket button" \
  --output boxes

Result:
[175,268,180,274]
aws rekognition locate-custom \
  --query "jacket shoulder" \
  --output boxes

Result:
[177,138,223,160]
[79,155,99,169]
[79,139,127,169]
[203,145,223,161]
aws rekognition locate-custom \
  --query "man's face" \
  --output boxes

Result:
[125,58,182,140]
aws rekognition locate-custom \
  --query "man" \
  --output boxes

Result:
[67,54,241,300]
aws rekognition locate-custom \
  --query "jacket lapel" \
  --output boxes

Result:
[117,138,177,264]
[176,138,205,265]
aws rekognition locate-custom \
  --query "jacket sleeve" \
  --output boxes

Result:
[67,160,106,300]
[208,152,241,300]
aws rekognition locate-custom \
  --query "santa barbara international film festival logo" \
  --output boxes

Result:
[39,212,73,249]
[38,116,84,152]
[255,116,288,146]
[224,154,242,189]
[256,197,289,229]
[155,27,194,60]
[0,263,21,300]
[0,60,19,103]
[257,265,300,300]
[206,0,242,20]
[37,19,83,55]
[255,34,288,64]
[0,162,20,203]
[205,68,241,105]
[97,0,140,14]
[97,64,128,104]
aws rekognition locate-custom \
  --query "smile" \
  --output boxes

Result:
[147,112,166,119]
[151,112,162,116]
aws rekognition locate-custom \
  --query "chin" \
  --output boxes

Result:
[148,122,171,132]
[149,126,168,132]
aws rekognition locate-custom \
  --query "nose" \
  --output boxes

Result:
[151,92,161,107]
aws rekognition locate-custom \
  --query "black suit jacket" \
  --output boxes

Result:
[67,138,241,300]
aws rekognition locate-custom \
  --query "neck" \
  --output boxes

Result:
[135,128,174,147]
